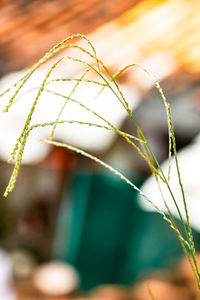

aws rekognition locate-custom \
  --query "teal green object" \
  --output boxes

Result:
[53,168,200,290]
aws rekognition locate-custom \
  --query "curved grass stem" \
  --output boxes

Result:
[1,34,199,288]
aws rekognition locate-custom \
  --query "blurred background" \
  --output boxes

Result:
[0,0,200,299]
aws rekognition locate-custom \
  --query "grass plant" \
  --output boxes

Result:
[0,34,199,290]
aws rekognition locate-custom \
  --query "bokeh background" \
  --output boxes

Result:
[0,0,200,299]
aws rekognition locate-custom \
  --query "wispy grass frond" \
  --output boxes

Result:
[49,67,91,140]
[1,34,199,288]
[46,78,106,87]
[29,120,145,143]
[9,57,65,162]
[146,282,156,300]
[1,34,99,111]
[43,89,162,178]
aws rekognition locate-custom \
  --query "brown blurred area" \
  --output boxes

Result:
[15,254,200,299]
[0,0,138,73]
[1,0,200,87]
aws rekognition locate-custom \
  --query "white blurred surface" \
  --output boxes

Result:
[0,250,16,300]
[139,134,200,232]
[33,261,79,296]
[0,68,139,164]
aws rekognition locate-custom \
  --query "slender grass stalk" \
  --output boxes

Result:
[29,120,145,143]
[139,132,200,288]
[46,78,106,87]
[43,89,162,178]
[49,67,91,140]
[9,57,65,162]
[146,282,156,300]
[112,62,200,281]
[1,34,199,288]
[2,34,100,111]
[39,139,183,237]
